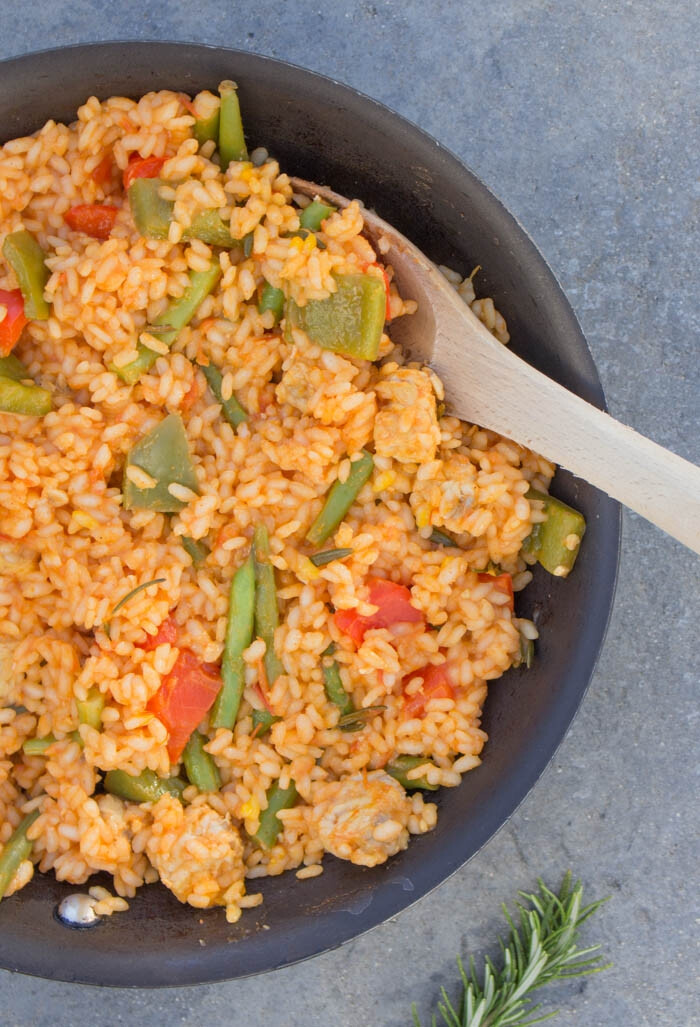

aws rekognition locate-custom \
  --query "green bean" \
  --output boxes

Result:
[210,552,256,729]
[2,231,50,320]
[218,81,248,169]
[122,414,199,513]
[22,731,81,755]
[103,769,186,804]
[385,754,439,791]
[285,273,385,360]
[306,450,374,546]
[128,178,241,248]
[251,709,282,737]
[113,264,221,384]
[0,375,52,416]
[429,527,459,547]
[253,781,297,850]
[309,548,353,567]
[77,687,105,730]
[337,704,386,733]
[192,91,221,147]
[512,632,535,670]
[181,535,209,565]
[525,488,586,577]
[0,809,40,900]
[253,523,284,685]
[258,281,284,323]
[182,730,221,792]
[299,200,336,231]
[199,361,248,428]
[322,657,353,716]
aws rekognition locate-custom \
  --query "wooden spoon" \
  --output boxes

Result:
[291,178,700,554]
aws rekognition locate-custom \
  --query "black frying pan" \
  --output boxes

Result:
[0,42,620,987]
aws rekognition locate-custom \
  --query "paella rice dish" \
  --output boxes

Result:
[0,84,585,923]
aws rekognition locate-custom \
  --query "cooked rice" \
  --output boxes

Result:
[0,88,556,923]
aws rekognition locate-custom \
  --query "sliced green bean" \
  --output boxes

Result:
[77,687,104,730]
[22,731,81,755]
[258,281,284,323]
[322,657,353,716]
[210,552,256,729]
[199,361,248,428]
[306,450,374,546]
[0,809,40,900]
[309,548,353,567]
[251,709,282,737]
[113,263,221,384]
[253,523,284,686]
[2,231,50,320]
[385,754,439,791]
[525,488,586,577]
[338,704,386,733]
[183,730,221,792]
[181,535,209,565]
[0,375,52,416]
[299,200,336,231]
[103,769,186,804]
[253,781,297,850]
[218,81,248,169]
[192,91,221,147]
[122,414,199,513]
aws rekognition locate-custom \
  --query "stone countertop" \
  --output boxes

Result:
[0,3,697,1025]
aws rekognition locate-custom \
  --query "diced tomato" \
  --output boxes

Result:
[64,204,119,240]
[477,572,514,612]
[123,154,167,191]
[137,615,178,652]
[91,154,113,187]
[334,578,423,646]
[0,289,28,355]
[147,648,221,763]
[402,662,454,719]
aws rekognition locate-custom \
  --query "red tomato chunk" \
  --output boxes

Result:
[138,615,178,652]
[147,649,221,763]
[402,663,454,719]
[334,578,423,645]
[64,204,118,240]
[123,154,167,191]
[477,572,514,612]
[0,289,28,355]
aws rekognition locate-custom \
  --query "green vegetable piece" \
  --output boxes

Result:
[251,709,282,737]
[309,548,353,567]
[22,731,81,755]
[2,231,50,320]
[103,769,186,804]
[253,523,284,686]
[181,535,209,565]
[258,282,284,323]
[429,527,459,548]
[0,375,52,416]
[0,809,40,901]
[114,263,221,384]
[77,687,105,730]
[386,754,438,791]
[242,232,254,258]
[199,361,248,428]
[512,632,535,670]
[111,577,166,617]
[123,414,199,513]
[211,552,256,729]
[306,450,374,546]
[526,488,586,577]
[192,91,221,147]
[188,209,239,248]
[0,354,29,381]
[253,781,297,850]
[127,177,173,239]
[299,200,336,231]
[338,704,386,733]
[286,274,385,360]
[322,656,353,716]
[183,730,221,792]
[218,81,248,169]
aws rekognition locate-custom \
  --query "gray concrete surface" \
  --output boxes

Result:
[0,2,698,1024]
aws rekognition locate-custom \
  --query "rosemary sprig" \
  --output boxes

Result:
[412,873,610,1027]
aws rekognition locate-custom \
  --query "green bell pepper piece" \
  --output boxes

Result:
[128,178,240,248]
[0,375,52,416]
[104,769,186,804]
[2,231,50,320]
[258,281,285,323]
[123,413,199,513]
[525,488,586,577]
[299,200,336,231]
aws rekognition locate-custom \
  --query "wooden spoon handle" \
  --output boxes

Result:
[435,314,700,553]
